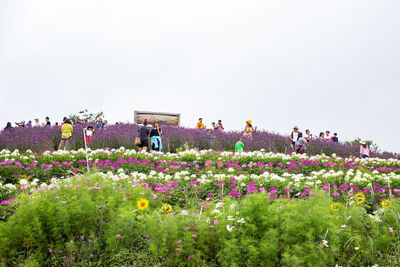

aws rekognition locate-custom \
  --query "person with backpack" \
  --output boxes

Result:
[150,122,163,151]
[138,119,150,152]
[295,132,307,154]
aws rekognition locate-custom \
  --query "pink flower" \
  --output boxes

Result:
[390,227,394,232]
[214,220,218,225]
[192,234,197,238]
[184,227,190,230]
[116,234,120,238]
[306,210,310,215]
[83,180,88,184]
[177,240,182,243]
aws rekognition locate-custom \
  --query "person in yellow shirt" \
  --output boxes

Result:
[58,119,73,150]
[196,118,205,129]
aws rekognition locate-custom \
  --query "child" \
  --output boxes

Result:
[206,129,213,140]
[85,126,95,145]
[235,137,244,152]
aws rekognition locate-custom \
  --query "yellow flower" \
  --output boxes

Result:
[160,203,172,213]
[355,192,366,205]
[137,198,149,211]
[381,199,392,209]
[330,202,341,212]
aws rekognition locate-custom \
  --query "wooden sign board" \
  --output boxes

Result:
[134,111,181,126]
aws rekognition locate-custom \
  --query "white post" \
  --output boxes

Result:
[83,127,90,172]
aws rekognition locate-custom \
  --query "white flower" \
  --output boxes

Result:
[227,216,234,221]
[237,218,245,224]
[354,247,359,250]
[322,240,329,247]
[226,225,235,232]
[212,209,221,214]
[19,179,28,185]
[341,225,347,228]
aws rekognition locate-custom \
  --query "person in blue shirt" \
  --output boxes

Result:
[206,129,213,140]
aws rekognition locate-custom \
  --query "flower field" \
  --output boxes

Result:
[1,123,397,158]
[1,148,400,266]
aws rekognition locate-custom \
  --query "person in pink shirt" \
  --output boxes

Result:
[360,141,370,158]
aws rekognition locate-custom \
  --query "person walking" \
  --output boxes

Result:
[138,119,150,152]
[197,118,205,129]
[58,119,73,150]
[243,120,255,139]
[235,137,244,152]
[150,122,163,151]
[360,141,370,158]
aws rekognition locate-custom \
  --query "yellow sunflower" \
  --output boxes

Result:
[381,199,392,209]
[330,202,342,212]
[355,192,366,205]
[160,203,172,213]
[137,198,149,211]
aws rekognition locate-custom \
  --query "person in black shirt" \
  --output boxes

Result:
[332,133,339,142]
[150,122,163,151]
[138,119,150,152]
[45,117,51,126]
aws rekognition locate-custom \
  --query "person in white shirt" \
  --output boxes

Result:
[305,129,312,143]
[290,126,299,148]
[34,118,40,127]
[325,131,332,141]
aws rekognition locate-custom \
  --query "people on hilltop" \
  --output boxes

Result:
[96,118,104,129]
[290,126,300,147]
[243,120,255,139]
[332,133,339,142]
[150,122,162,151]
[58,119,73,150]
[34,118,40,127]
[319,132,325,140]
[25,121,31,127]
[305,129,312,143]
[4,122,12,131]
[360,141,370,158]
[103,120,109,128]
[138,119,150,153]
[235,137,244,152]
[197,118,205,130]
[295,132,307,154]
[45,117,51,126]
[218,120,224,130]
[325,131,331,140]
[61,117,67,126]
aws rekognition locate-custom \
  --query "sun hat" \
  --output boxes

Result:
[360,140,366,145]
[246,120,252,126]
[293,126,299,129]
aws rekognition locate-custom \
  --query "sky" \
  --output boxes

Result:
[0,0,399,152]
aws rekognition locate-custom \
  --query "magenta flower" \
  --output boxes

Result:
[192,234,197,238]
[116,234,120,238]
[177,240,182,243]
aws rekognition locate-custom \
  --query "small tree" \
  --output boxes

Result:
[68,109,105,124]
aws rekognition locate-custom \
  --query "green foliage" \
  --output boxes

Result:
[68,109,104,124]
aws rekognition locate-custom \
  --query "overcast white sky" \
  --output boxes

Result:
[0,0,399,152]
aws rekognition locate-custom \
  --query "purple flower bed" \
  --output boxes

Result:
[0,124,396,158]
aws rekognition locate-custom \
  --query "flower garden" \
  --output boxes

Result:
[1,148,400,266]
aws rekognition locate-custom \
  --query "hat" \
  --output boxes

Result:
[293,126,299,129]
[246,120,252,126]
[360,140,366,145]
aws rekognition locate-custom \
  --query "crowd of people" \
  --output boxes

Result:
[2,116,376,158]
